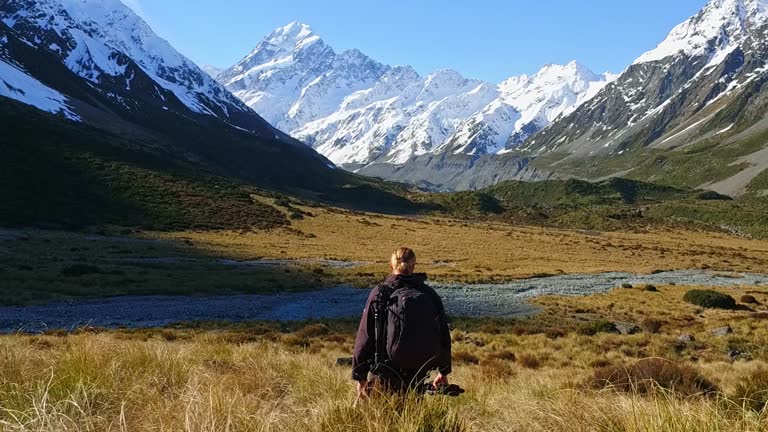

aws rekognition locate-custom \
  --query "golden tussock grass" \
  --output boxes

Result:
[148,201,768,284]
[3,285,768,430]
[2,333,768,431]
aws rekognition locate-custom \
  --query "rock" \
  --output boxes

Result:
[710,326,733,337]
[335,357,353,367]
[677,334,695,343]
[614,322,641,335]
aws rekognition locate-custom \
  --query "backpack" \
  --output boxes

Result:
[383,285,443,373]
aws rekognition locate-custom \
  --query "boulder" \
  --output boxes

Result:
[710,326,733,337]
[614,322,641,335]
[335,357,353,367]
[677,334,695,343]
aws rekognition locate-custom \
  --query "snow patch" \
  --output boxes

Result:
[661,116,712,144]
[716,123,734,134]
[0,58,79,121]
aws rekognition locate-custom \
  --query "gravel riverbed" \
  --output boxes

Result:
[2,270,767,333]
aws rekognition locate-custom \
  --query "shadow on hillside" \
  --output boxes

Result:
[0,227,357,306]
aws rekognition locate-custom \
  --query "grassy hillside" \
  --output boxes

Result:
[0,99,420,230]
[3,91,768,240]
[416,177,768,238]
[6,204,768,306]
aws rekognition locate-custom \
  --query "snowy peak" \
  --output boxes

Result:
[419,69,484,100]
[634,0,768,64]
[201,64,222,78]
[0,0,277,136]
[533,61,600,86]
[216,23,612,167]
[238,21,326,68]
[218,21,388,127]
[262,21,320,52]
[436,62,614,156]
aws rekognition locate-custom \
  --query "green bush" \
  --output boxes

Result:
[642,284,658,292]
[621,283,633,289]
[683,290,736,309]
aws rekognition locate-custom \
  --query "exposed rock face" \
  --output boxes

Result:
[519,0,768,197]
[359,153,552,191]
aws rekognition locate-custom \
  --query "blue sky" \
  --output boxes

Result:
[124,0,707,82]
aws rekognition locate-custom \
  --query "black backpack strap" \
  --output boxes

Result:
[371,284,394,371]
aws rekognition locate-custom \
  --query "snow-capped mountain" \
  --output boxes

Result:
[217,22,389,132]
[218,22,612,167]
[0,27,79,121]
[519,0,768,196]
[0,0,335,195]
[437,62,615,156]
[296,68,499,166]
[201,64,223,78]
[0,0,279,137]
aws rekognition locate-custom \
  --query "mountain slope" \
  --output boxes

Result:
[0,0,419,228]
[437,62,615,156]
[518,0,768,197]
[218,23,613,167]
[0,0,286,137]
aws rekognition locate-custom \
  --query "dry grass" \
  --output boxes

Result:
[7,198,768,429]
[3,284,768,430]
[7,197,768,305]
[149,201,768,284]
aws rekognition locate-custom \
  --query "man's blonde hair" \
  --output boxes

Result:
[391,247,416,274]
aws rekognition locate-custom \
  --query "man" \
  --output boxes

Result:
[352,247,452,398]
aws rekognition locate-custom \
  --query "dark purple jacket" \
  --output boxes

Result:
[352,273,451,381]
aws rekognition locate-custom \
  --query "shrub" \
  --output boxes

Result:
[577,320,618,336]
[621,283,633,289]
[60,264,102,277]
[731,367,768,412]
[480,359,517,380]
[696,190,732,201]
[517,353,541,369]
[545,328,566,339]
[485,350,516,362]
[589,358,612,368]
[44,329,68,337]
[295,323,330,338]
[274,198,292,208]
[289,212,304,220]
[478,324,501,335]
[640,318,664,334]
[642,284,658,292]
[683,290,736,309]
[282,334,310,348]
[740,295,759,304]
[453,351,480,365]
[592,358,718,397]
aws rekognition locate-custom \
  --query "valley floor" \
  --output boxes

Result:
[3,196,768,306]
[2,283,768,431]
[4,199,768,430]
